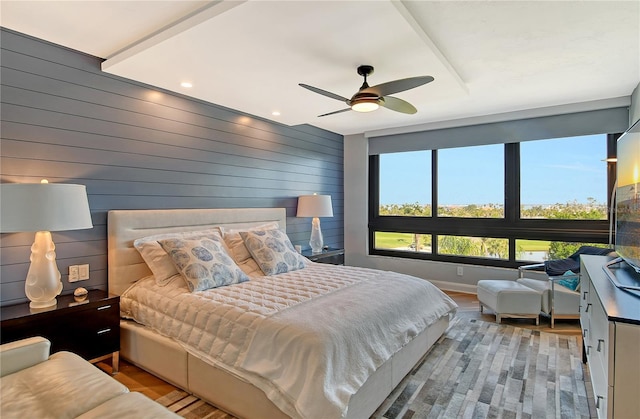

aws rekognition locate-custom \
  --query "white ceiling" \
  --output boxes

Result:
[1,1,639,136]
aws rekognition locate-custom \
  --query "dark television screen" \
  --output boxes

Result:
[615,120,640,273]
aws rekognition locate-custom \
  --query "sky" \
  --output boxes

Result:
[379,134,608,206]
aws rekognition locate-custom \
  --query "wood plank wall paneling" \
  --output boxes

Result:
[0,28,344,307]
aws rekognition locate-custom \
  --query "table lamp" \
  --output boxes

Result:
[0,180,93,308]
[296,194,333,254]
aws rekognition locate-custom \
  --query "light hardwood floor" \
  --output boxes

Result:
[96,290,582,402]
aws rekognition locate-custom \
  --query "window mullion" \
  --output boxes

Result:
[504,143,519,224]
[432,150,439,254]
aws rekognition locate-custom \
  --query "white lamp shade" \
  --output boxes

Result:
[1,183,93,232]
[296,194,333,218]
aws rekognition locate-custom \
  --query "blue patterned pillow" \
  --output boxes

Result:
[158,235,249,292]
[239,229,306,276]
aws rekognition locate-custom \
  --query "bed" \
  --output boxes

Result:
[108,208,457,419]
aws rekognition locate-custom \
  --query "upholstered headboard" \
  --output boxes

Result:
[107,208,287,296]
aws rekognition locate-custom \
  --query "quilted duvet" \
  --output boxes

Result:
[120,263,457,419]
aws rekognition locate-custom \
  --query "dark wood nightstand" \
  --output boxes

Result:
[0,289,120,373]
[302,247,345,265]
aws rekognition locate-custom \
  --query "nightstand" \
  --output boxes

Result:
[302,247,345,265]
[0,289,120,373]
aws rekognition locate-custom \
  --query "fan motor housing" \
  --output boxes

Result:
[357,65,374,77]
[350,91,379,103]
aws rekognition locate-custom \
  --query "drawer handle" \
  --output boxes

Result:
[597,339,605,352]
[583,329,588,338]
[585,303,591,312]
[97,328,111,335]
[596,395,604,409]
[97,305,112,311]
[583,291,588,300]
[586,345,591,356]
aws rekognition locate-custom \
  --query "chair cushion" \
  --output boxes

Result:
[517,278,580,315]
[76,392,181,419]
[0,351,128,419]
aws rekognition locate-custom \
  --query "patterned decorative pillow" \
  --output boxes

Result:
[239,229,306,276]
[158,236,249,292]
[220,222,279,277]
[133,228,222,286]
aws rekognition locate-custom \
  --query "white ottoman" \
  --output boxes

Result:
[477,280,542,325]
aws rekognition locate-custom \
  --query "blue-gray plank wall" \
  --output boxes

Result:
[0,28,344,306]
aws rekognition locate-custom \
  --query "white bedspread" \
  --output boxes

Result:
[120,264,457,419]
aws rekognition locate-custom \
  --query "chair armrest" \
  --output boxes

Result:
[518,263,545,278]
[548,274,578,282]
[0,336,51,377]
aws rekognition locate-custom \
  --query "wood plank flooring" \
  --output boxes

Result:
[95,290,582,405]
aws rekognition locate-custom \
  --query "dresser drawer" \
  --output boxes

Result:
[58,302,120,359]
[588,356,609,419]
[589,296,610,385]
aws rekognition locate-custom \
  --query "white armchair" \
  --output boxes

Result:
[0,337,180,419]
[517,263,581,328]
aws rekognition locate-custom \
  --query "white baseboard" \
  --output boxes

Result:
[429,280,477,295]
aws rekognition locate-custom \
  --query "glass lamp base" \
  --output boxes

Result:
[309,217,324,254]
[29,299,58,309]
[25,231,63,310]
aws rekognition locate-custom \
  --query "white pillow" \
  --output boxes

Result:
[133,228,222,285]
[158,236,249,292]
[240,229,307,276]
[220,222,279,277]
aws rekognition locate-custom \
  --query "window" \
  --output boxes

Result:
[515,239,611,262]
[369,134,617,268]
[374,232,431,253]
[379,151,431,216]
[520,135,608,220]
[438,144,504,218]
[438,235,508,259]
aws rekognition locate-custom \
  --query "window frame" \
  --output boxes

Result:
[368,135,619,268]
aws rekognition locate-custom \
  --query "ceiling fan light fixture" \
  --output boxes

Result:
[300,65,433,117]
[351,99,379,113]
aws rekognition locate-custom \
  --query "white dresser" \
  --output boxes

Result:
[580,255,640,419]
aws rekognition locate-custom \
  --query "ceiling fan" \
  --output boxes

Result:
[299,65,434,117]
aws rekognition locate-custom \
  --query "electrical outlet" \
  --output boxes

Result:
[456,266,464,276]
[78,264,90,280]
[69,265,79,282]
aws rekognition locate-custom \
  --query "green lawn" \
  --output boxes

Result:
[374,232,419,248]
[375,232,550,252]
[517,239,551,251]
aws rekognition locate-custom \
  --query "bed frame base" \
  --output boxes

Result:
[121,316,449,418]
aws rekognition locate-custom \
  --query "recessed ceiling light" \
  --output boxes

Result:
[180,82,193,88]
[272,111,281,116]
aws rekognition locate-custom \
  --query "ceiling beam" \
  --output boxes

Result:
[392,1,468,94]
[102,0,246,70]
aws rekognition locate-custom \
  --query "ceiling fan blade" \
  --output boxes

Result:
[299,83,349,103]
[363,76,434,97]
[380,96,417,114]
[318,108,351,117]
